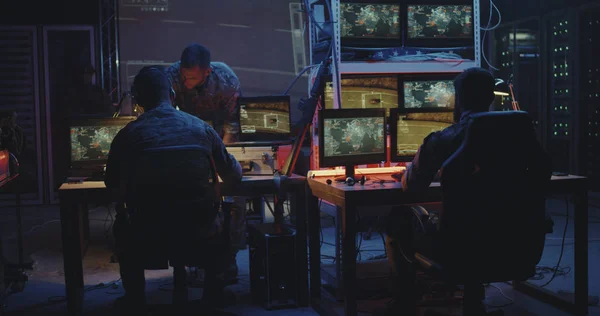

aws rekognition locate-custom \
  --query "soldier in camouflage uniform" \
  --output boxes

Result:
[166,44,245,282]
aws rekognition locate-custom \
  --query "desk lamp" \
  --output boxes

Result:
[494,78,520,111]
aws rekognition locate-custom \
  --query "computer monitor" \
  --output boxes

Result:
[238,96,292,142]
[319,109,387,181]
[69,117,136,167]
[340,0,402,47]
[404,3,474,47]
[401,74,457,110]
[389,108,453,162]
[323,75,399,117]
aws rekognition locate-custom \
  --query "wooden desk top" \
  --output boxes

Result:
[59,174,305,190]
[307,174,587,207]
[58,174,306,204]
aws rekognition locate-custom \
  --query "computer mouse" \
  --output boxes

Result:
[346,177,356,186]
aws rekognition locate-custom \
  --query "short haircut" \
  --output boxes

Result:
[180,44,211,69]
[453,67,495,112]
[132,66,171,108]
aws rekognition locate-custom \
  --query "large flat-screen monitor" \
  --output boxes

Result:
[319,109,387,180]
[401,74,457,110]
[340,0,402,47]
[238,95,292,142]
[404,3,474,47]
[69,117,136,166]
[389,108,453,162]
[323,75,399,117]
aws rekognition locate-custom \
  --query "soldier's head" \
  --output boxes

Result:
[131,66,173,110]
[180,43,212,89]
[453,67,495,118]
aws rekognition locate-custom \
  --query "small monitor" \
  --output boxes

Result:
[323,75,399,117]
[238,96,292,142]
[389,108,453,162]
[340,1,402,47]
[69,117,136,166]
[319,109,387,180]
[401,75,457,110]
[405,3,474,47]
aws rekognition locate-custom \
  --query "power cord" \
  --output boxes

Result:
[480,0,502,70]
[537,197,570,287]
[484,283,514,308]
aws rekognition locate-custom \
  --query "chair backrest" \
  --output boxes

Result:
[437,111,551,282]
[125,145,221,263]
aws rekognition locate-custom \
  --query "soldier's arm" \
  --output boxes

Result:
[221,85,241,144]
[208,125,242,183]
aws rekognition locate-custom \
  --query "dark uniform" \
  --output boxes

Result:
[105,102,242,305]
[166,61,241,142]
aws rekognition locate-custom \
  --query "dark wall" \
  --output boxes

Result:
[493,0,598,24]
[0,0,99,25]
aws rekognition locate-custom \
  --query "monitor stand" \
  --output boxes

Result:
[334,165,370,182]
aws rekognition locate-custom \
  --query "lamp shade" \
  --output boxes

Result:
[494,78,510,96]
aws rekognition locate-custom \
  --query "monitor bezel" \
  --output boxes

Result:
[389,107,453,162]
[237,95,292,142]
[318,108,388,168]
[69,116,136,166]
[400,73,459,110]
[339,0,404,48]
[403,2,475,48]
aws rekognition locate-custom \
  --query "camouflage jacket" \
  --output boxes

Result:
[166,61,241,142]
[105,102,242,191]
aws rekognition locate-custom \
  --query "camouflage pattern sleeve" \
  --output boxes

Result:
[166,62,184,109]
[213,62,242,143]
[222,85,241,143]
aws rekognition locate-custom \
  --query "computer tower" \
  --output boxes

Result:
[247,223,297,310]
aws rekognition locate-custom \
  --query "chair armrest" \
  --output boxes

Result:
[415,252,445,279]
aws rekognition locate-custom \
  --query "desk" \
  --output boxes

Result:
[306,174,588,316]
[58,175,307,316]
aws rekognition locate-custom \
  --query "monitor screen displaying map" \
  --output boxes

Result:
[319,109,387,167]
[340,3,401,39]
[407,5,473,39]
[324,75,399,117]
[403,79,455,109]
[390,110,453,162]
[238,96,291,141]
[69,118,134,163]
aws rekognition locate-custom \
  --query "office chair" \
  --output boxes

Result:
[122,145,231,311]
[412,111,552,315]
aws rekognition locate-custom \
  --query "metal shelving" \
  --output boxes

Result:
[307,0,481,169]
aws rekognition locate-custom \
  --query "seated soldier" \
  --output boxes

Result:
[383,68,552,315]
[105,66,242,310]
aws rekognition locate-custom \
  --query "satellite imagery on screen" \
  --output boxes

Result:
[404,80,455,109]
[340,3,401,38]
[323,117,385,157]
[325,76,399,116]
[240,101,291,135]
[70,126,123,162]
[407,5,473,39]
[395,112,452,157]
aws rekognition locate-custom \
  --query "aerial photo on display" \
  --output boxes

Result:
[323,116,385,157]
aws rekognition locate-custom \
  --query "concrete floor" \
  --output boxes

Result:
[1,195,600,315]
